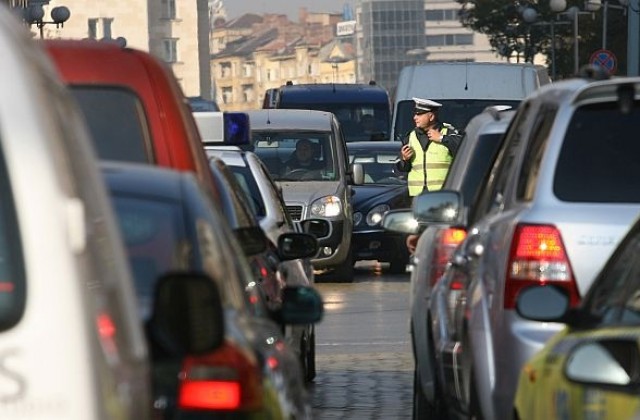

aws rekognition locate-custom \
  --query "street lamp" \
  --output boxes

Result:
[25,2,70,39]
[521,0,568,79]
[585,0,633,50]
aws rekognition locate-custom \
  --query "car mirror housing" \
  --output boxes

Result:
[351,162,364,185]
[279,286,324,325]
[147,272,225,356]
[515,285,569,322]
[278,232,318,261]
[565,339,640,388]
[381,209,417,234]
[412,190,462,225]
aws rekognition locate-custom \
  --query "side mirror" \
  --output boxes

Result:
[381,209,417,234]
[279,286,324,325]
[278,232,318,261]
[565,339,640,388]
[351,163,364,185]
[147,272,225,356]
[412,190,463,225]
[300,218,330,239]
[515,285,569,322]
[234,226,268,256]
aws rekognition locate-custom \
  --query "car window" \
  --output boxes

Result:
[516,105,557,201]
[252,131,337,181]
[348,147,406,185]
[394,99,521,141]
[0,145,26,331]
[228,164,267,218]
[554,103,640,203]
[455,132,506,207]
[71,87,153,163]
[470,103,532,224]
[586,231,640,325]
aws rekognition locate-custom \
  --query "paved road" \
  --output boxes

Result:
[309,262,414,419]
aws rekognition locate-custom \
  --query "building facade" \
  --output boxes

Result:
[15,0,212,100]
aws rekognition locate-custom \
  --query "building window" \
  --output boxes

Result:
[242,84,253,103]
[427,33,474,47]
[426,9,460,22]
[222,87,233,104]
[162,39,178,63]
[161,0,177,19]
[242,64,252,77]
[220,62,232,78]
[102,18,113,39]
[87,19,98,39]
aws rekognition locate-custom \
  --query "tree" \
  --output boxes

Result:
[454,1,627,79]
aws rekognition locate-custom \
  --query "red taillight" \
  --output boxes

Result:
[429,228,467,287]
[504,224,580,309]
[178,340,263,412]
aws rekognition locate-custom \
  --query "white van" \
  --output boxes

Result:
[0,10,224,419]
[391,62,550,140]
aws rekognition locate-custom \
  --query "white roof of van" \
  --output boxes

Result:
[395,62,549,101]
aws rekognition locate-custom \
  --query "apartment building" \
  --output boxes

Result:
[212,9,355,112]
[17,0,212,100]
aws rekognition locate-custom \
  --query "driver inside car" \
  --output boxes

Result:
[284,138,324,172]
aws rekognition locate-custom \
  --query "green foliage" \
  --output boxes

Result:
[454,0,629,79]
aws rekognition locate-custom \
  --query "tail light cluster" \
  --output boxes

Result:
[505,224,581,309]
[178,340,263,412]
[429,228,468,287]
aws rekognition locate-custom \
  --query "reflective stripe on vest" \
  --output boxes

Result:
[407,128,452,196]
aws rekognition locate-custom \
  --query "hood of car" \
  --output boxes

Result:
[278,181,342,204]
[352,184,410,211]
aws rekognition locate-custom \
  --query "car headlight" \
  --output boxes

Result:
[353,211,363,226]
[366,204,390,226]
[311,196,342,217]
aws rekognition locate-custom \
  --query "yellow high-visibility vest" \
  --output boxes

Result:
[406,128,452,196]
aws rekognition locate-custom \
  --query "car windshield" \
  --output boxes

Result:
[251,131,338,181]
[280,103,391,142]
[348,147,406,185]
[394,99,521,140]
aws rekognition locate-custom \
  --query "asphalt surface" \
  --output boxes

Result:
[309,262,414,419]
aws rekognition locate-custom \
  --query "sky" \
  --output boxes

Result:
[225,0,355,21]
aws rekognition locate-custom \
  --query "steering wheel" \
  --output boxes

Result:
[283,168,309,179]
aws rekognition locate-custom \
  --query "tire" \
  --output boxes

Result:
[388,258,407,274]
[331,247,354,282]
[305,328,316,382]
[469,368,484,420]
[413,368,449,420]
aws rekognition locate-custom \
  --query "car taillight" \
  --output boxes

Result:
[429,228,467,287]
[504,224,580,309]
[178,340,263,412]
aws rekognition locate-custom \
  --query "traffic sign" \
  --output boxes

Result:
[589,49,617,75]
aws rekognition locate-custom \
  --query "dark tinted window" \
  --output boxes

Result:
[227,164,267,218]
[457,133,504,205]
[71,87,151,163]
[279,102,391,142]
[394,99,520,141]
[554,103,640,203]
[0,148,26,330]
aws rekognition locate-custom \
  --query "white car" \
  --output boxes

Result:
[0,9,225,419]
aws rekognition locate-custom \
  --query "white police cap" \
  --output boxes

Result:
[413,97,442,113]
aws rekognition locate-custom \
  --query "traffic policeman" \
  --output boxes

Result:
[397,97,462,196]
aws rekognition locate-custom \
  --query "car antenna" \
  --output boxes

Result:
[464,59,469,91]
[267,108,271,125]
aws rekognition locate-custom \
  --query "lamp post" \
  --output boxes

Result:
[25,2,70,39]
[521,0,568,79]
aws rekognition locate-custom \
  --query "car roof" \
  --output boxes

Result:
[101,161,193,201]
[245,109,335,131]
[278,83,389,101]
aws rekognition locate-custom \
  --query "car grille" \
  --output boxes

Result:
[287,205,303,221]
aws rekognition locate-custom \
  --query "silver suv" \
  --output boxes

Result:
[387,73,640,419]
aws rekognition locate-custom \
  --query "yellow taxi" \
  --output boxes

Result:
[512,216,640,420]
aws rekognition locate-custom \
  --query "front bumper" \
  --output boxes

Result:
[351,229,409,263]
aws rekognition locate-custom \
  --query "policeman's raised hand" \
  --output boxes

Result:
[427,128,442,142]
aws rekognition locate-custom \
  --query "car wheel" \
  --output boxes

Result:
[388,258,407,274]
[469,368,484,420]
[305,328,316,382]
[331,247,354,282]
[413,368,448,420]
